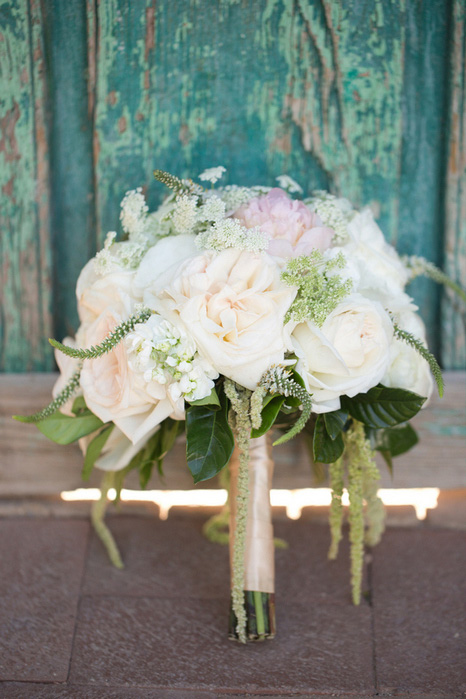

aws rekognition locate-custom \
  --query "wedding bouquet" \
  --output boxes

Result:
[17,166,458,644]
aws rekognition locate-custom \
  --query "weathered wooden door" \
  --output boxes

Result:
[1,0,465,372]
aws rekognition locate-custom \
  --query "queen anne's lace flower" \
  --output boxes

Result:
[199,166,226,184]
[172,194,198,234]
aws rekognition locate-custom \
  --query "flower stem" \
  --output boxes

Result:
[91,472,124,569]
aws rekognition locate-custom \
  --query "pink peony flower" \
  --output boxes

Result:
[233,188,334,260]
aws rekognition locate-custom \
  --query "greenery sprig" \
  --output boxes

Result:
[260,366,313,444]
[49,308,153,360]
[13,367,82,423]
[403,255,466,304]
[392,323,444,397]
[282,251,352,327]
[153,169,202,196]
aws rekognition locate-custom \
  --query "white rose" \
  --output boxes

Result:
[133,234,199,296]
[383,309,433,401]
[292,294,393,412]
[148,249,296,390]
[337,209,409,310]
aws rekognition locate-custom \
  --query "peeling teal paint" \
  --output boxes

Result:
[0,0,464,370]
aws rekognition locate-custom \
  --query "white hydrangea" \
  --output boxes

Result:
[172,194,198,234]
[276,174,303,194]
[125,315,218,403]
[196,217,268,253]
[199,166,226,184]
[120,188,149,237]
[306,191,353,244]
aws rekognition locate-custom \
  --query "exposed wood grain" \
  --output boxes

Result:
[1,373,464,498]
[0,0,53,371]
[442,0,466,369]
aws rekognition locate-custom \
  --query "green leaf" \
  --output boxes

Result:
[82,424,115,480]
[341,385,425,429]
[313,414,345,463]
[323,409,349,440]
[71,396,87,416]
[186,388,221,409]
[36,411,104,445]
[251,395,285,438]
[368,423,419,458]
[186,392,234,484]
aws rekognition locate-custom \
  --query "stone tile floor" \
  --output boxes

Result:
[0,511,465,697]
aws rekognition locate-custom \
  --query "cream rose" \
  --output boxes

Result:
[148,249,296,390]
[292,294,393,412]
[383,309,433,401]
[79,302,184,446]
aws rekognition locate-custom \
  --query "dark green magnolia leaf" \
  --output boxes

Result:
[186,388,221,409]
[368,423,419,458]
[341,385,425,429]
[251,395,285,438]
[82,424,115,480]
[323,409,349,440]
[186,392,234,484]
[36,411,104,445]
[313,414,345,463]
[379,450,393,475]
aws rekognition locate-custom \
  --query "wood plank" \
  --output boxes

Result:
[1,373,464,498]
[41,0,97,341]
[442,0,466,369]
[0,0,53,371]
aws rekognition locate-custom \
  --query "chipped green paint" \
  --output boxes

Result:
[441,0,466,369]
[0,0,464,370]
[0,0,53,371]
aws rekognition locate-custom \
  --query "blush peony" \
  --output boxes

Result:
[233,188,334,261]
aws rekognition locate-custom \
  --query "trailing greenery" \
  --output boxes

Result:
[49,308,153,360]
[13,368,82,423]
[392,323,444,397]
[91,472,124,569]
[282,251,352,326]
[328,456,345,560]
[224,379,252,644]
[259,366,313,445]
[403,254,466,304]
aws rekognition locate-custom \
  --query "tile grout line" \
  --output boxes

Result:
[65,519,93,683]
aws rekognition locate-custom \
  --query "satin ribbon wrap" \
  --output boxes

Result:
[229,434,275,594]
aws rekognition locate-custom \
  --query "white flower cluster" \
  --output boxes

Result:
[276,174,303,194]
[171,194,198,234]
[198,196,226,222]
[126,315,218,403]
[120,187,149,238]
[199,166,226,184]
[306,191,353,243]
[195,217,268,253]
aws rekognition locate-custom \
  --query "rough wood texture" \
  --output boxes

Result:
[442,0,466,369]
[0,1,464,369]
[1,372,464,498]
[0,0,53,371]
